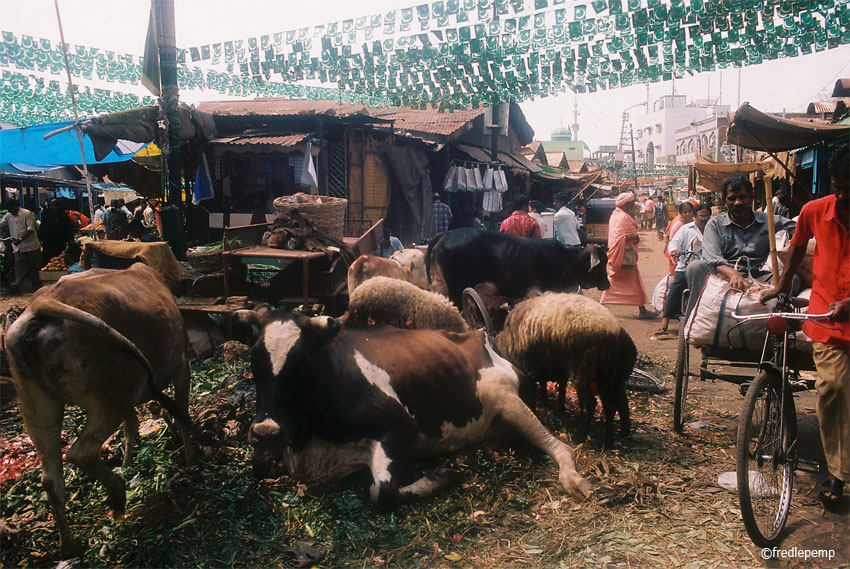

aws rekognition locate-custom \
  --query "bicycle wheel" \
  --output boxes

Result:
[461,287,495,337]
[736,370,796,548]
[673,319,690,433]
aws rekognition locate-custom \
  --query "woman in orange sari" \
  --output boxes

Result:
[600,192,658,319]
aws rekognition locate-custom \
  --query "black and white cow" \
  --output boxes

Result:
[241,310,591,508]
[425,228,609,307]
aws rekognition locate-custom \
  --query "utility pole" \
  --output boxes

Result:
[157,0,181,205]
[572,95,579,142]
[630,124,639,192]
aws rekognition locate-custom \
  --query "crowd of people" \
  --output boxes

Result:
[0,196,170,295]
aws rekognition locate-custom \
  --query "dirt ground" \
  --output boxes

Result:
[1,229,849,568]
[591,225,850,568]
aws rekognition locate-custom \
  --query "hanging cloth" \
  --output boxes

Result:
[456,165,467,191]
[483,190,502,212]
[300,141,318,193]
[465,166,477,191]
[496,169,508,192]
[482,167,494,190]
[443,165,457,192]
[473,166,483,191]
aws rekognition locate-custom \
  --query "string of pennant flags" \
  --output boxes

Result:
[1,0,849,126]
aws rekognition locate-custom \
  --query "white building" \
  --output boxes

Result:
[674,110,730,164]
[632,95,729,165]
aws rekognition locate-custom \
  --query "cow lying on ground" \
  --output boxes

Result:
[425,228,609,307]
[5,263,194,557]
[238,309,591,508]
[347,251,428,294]
[494,293,636,447]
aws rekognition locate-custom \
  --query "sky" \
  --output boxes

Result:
[4,0,850,151]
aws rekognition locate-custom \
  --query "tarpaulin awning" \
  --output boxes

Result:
[0,121,147,169]
[727,102,850,152]
[691,155,788,194]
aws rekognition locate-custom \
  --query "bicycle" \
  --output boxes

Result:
[731,295,835,547]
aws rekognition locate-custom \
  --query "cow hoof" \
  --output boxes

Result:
[60,538,84,559]
[561,471,592,501]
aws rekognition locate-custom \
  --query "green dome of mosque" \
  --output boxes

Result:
[551,126,573,141]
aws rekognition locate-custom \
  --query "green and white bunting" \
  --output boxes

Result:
[1,0,849,125]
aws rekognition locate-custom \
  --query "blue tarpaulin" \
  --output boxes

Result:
[0,121,148,170]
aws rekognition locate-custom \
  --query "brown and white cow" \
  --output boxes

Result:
[240,310,591,508]
[4,263,193,557]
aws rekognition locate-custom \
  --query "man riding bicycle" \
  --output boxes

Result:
[760,143,850,512]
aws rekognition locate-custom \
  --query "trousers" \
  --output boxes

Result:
[13,249,42,292]
[812,342,850,481]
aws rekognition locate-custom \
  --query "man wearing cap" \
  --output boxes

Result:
[433,193,452,235]
[553,192,581,247]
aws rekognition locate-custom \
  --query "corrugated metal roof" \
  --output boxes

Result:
[378,106,485,139]
[833,78,850,97]
[197,99,376,118]
[544,152,567,167]
[807,101,837,114]
[456,143,540,173]
[196,99,485,140]
[209,133,309,147]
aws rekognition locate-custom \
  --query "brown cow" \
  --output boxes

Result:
[347,253,426,293]
[4,263,193,557]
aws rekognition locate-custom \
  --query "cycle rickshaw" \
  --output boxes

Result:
[673,282,835,547]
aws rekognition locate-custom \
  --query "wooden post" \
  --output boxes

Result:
[764,176,779,283]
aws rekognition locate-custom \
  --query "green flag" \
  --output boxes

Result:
[141,1,160,96]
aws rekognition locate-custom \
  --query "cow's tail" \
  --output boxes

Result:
[28,299,192,427]
[425,232,445,285]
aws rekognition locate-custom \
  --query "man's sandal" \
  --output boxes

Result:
[818,476,846,513]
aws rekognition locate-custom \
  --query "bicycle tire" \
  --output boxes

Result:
[673,319,690,433]
[461,287,495,337]
[736,370,796,548]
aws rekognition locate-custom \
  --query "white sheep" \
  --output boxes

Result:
[494,292,636,447]
[344,276,468,333]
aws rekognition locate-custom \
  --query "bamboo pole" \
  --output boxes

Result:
[764,176,780,283]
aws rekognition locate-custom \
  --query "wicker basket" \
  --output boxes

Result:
[187,249,223,274]
[273,193,347,241]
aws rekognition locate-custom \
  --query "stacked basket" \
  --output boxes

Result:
[273,193,347,241]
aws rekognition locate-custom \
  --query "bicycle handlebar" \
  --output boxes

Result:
[731,309,834,322]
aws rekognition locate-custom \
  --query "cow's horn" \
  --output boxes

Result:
[589,246,601,270]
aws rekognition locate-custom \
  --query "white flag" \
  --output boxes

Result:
[300,141,318,192]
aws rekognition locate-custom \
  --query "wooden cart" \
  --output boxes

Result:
[220,218,382,314]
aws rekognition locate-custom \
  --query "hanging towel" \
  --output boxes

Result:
[473,166,483,191]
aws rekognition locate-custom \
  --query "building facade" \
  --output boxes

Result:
[632,95,728,165]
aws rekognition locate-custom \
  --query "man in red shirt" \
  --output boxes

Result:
[761,143,849,511]
[499,195,541,238]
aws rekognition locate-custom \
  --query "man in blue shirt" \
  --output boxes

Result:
[432,193,452,235]
[684,174,795,315]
